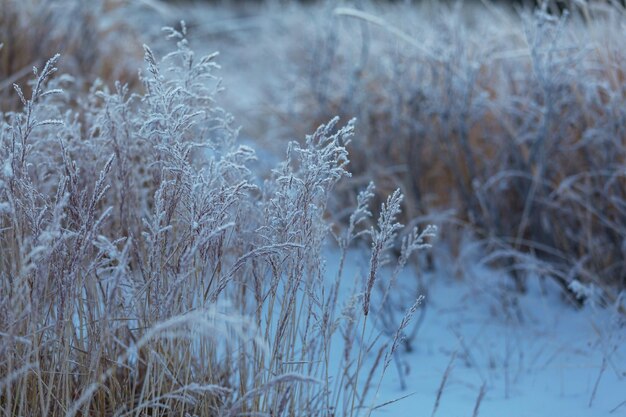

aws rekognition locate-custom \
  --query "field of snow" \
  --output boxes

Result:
[344,247,626,417]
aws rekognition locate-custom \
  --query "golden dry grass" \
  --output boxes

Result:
[0,0,143,111]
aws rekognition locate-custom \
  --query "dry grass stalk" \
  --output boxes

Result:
[0,11,434,415]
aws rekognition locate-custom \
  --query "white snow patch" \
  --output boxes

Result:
[325,243,626,417]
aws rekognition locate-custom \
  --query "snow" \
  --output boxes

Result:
[331,245,626,417]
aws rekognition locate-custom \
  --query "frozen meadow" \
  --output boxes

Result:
[1,1,625,416]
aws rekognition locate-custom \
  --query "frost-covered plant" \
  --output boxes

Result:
[0,21,433,417]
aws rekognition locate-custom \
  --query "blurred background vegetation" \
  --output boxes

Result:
[2,0,625,304]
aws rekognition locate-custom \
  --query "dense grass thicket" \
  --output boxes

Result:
[0,0,144,111]
[0,10,435,416]
[254,1,626,301]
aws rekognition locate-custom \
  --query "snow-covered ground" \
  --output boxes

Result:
[333,245,626,417]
